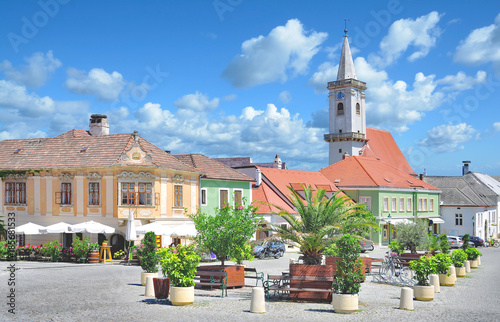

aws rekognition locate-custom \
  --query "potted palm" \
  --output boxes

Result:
[137,231,159,285]
[270,185,376,301]
[409,255,437,301]
[332,234,364,314]
[434,253,454,286]
[465,248,481,269]
[158,244,200,306]
[451,249,467,277]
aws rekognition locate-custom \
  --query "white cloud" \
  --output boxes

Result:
[222,19,327,88]
[0,51,61,88]
[65,67,126,101]
[279,90,291,104]
[436,71,487,91]
[0,80,55,116]
[369,11,442,67]
[308,61,338,94]
[419,123,479,152]
[173,91,219,111]
[223,94,237,101]
[454,13,500,69]
[493,122,500,132]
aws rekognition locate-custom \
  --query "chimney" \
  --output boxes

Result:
[462,161,471,175]
[255,168,262,187]
[89,114,109,135]
[342,152,350,160]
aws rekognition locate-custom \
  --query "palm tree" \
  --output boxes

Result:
[269,185,376,265]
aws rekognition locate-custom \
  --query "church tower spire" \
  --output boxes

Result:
[324,28,368,165]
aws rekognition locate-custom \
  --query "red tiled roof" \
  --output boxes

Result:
[0,130,198,173]
[173,154,253,182]
[320,156,438,190]
[362,127,416,176]
[252,182,295,215]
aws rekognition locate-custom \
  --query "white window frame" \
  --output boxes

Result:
[455,213,463,226]
[424,199,428,211]
[418,198,423,211]
[430,198,434,211]
[383,197,389,212]
[407,198,412,212]
[391,197,397,211]
[200,188,207,206]
[359,196,371,211]
[219,188,229,207]
[399,198,405,212]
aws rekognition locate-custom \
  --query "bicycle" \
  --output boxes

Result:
[376,252,414,286]
[491,239,500,248]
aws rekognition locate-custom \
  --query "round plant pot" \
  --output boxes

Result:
[332,293,358,314]
[141,272,159,286]
[439,273,455,286]
[88,250,99,264]
[456,266,466,277]
[102,242,108,247]
[470,260,478,269]
[153,277,170,300]
[413,285,434,301]
[170,286,194,306]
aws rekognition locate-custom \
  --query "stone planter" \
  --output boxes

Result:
[198,265,244,287]
[439,273,455,286]
[153,277,170,300]
[414,285,434,301]
[141,272,159,286]
[470,260,478,269]
[332,293,358,314]
[456,266,466,277]
[289,264,334,302]
[170,286,194,306]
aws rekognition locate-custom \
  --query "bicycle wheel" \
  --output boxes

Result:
[494,240,500,248]
[379,262,393,280]
[400,267,413,284]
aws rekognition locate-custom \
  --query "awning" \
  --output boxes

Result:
[379,218,413,225]
[428,218,445,224]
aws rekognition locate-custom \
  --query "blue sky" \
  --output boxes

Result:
[1,0,499,176]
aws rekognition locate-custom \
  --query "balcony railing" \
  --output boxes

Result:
[324,132,368,142]
[328,79,367,90]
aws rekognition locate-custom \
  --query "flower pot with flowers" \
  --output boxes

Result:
[332,234,365,314]
[42,240,63,262]
[465,248,481,268]
[434,253,454,286]
[72,237,91,263]
[137,231,159,285]
[158,244,200,306]
[409,255,437,301]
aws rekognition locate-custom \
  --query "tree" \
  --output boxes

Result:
[270,185,377,265]
[137,231,159,273]
[394,221,428,254]
[190,201,260,266]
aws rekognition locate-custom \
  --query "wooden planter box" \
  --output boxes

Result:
[289,264,334,302]
[197,265,244,288]
[325,256,368,282]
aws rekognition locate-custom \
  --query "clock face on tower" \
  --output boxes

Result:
[336,90,345,100]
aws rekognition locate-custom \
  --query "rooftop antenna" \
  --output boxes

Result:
[344,18,350,36]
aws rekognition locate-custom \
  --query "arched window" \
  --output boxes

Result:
[356,103,361,115]
[337,103,344,115]
[339,129,342,133]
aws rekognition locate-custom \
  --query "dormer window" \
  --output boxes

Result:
[337,103,344,115]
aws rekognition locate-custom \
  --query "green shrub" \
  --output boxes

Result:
[323,243,339,257]
[137,231,159,273]
[158,244,200,287]
[465,247,481,261]
[333,234,364,294]
[388,241,405,255]
[433,253,452,275]
[72,237,91,258]
[451,249,467,267]
[461,234,470,251]
[42,240,62,261]
[409,255,436,286]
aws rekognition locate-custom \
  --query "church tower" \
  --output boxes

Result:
[324,29,368,165]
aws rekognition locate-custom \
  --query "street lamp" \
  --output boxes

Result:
[388,214,392,244]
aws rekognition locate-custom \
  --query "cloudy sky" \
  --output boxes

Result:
[1,0,499,176]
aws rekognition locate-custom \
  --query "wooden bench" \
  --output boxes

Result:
[244,267,264,287]
[397,253,430,267]
[263,274,334,301]
[194,270,228,298]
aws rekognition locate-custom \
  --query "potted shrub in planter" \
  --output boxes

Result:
[42,241,62,262]
[409,255,437,301]
[137,231,159,285]
[451,249,467,278]
[434,253,454,286]
[388,241,405,256]
[270,185,376,301]
[332,234,364,314]
[190,201,260,288]
[465,248,482,269]
[72,237,91,263]
[158,244,200,306]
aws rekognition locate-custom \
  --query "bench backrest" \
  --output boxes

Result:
[268,274,334,282]
[244,267,257,273]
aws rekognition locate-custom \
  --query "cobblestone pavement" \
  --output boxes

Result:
[1,246,499,321]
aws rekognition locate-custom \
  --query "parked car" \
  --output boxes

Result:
[465,236,485,247]
[360,239,374,253]
[253,241,286,259]
[447,236,463,249]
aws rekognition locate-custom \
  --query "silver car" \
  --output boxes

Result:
[360,239,374,253]
[447,236,463,249]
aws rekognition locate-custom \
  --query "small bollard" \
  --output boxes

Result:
[250,287,266,313]
[145,276,155,297]
[429,274,440,293]
[465,260,471,273]
[449,266,456,283]
[400,287,413,310]
[477,256,481,266]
